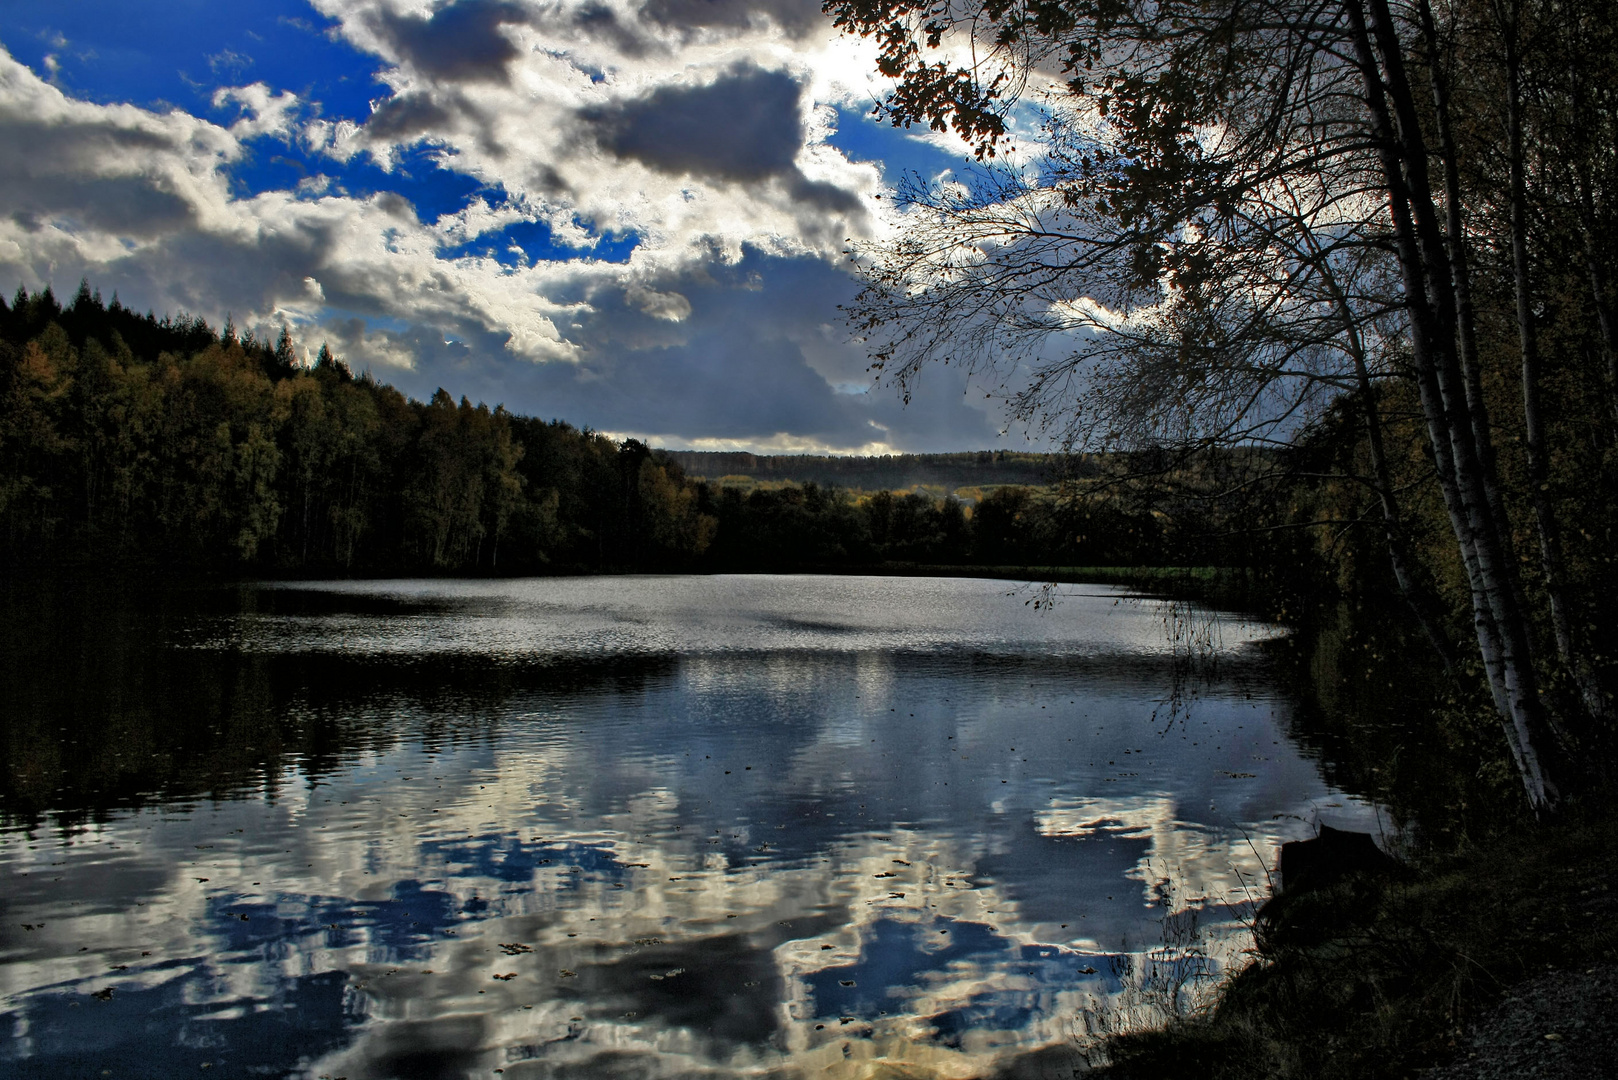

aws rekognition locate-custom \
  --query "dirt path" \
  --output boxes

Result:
[1423,963,1618,1079]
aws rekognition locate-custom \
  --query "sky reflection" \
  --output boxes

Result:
[0,576,1379,1079]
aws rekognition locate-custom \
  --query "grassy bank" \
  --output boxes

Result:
[1088,805,1618,1079]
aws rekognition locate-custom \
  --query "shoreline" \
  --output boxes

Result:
[1081,804,1618,1080]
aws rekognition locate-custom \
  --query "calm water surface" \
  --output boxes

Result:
[0,575,1379,1079]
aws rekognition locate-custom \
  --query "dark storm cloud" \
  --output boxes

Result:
[584,64,803,184]
[430,254,1011,452]
[610,256,1012,450]
[0,116,182,169]
[789,175,864,215]
[107,224,343,324]
[552,324,1005,450]
[638,0,827,38]
[0,117,198,235]
[579,65,871,230]
[572,2,659,58]
[5,174,195,236]
[364,92,456,141]
[543,0,829,59]
[596,331,853,439]
[372,0,530,83]
[361,87,506,159]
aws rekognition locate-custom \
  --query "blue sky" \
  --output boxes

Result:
[0,0,1022,453]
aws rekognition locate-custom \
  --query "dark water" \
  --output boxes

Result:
[0,575,1379,1079]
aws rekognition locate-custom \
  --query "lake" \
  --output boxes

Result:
[0,574,1380,1079]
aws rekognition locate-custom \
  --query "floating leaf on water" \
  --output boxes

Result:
[493,973,517,981]
[559,969,577,978]
[498,943,532,955]
[91,988,113,1001]
[839,980,856,987]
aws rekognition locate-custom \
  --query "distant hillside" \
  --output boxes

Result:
[662,451,1078,491]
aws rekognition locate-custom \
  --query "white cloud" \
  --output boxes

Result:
[212,82,303,140]
[625,282,690,322]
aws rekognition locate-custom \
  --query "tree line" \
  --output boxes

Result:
[0,283,704,573]
[1,282,1299,577]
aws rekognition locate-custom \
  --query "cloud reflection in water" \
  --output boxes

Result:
[0,575,1379,1079]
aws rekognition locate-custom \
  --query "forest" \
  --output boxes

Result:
[0,281,1314,579]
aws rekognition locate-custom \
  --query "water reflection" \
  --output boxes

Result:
[0,575,1378,1079]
